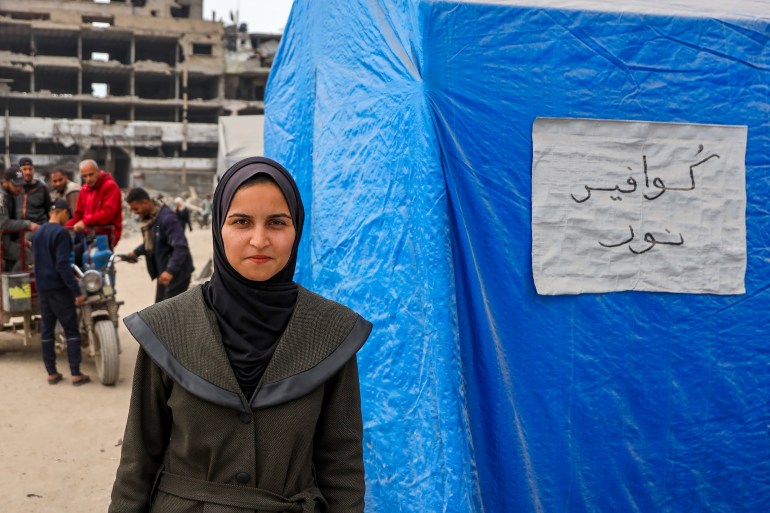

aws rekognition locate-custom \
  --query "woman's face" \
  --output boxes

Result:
[221,181,296,282]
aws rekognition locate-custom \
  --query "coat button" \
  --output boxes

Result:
[236,472,250,484]
[239,412,252,424]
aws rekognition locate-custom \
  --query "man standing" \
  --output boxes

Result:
[1,166,39,271]
[17,157,52,225]
[66,159,122,249]
[49,168,80,214]
[126,188,194,303]
[32,198,89,386]
[201,193,212,227]
[173,196,193,232]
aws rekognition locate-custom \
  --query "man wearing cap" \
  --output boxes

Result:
[66,159,122,249]
[17,157,52,225]
[1,166,39,271]
[32,198,89,386]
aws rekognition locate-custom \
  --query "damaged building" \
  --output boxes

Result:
[0,0,280,192]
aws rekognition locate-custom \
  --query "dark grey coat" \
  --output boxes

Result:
[109,285,372,513]
[0,189,32,264]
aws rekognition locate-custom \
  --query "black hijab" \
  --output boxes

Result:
[203,157,304,398]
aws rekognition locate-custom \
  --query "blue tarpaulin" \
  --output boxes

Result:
[264,1,770,511]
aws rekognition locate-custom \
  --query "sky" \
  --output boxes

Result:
[464,0,770,18]
[199,1,769,34]
[201,0,294,34]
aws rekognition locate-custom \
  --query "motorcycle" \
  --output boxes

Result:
[55,235,124,385]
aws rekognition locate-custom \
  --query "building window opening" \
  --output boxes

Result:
[0,10,50,21]
[92,83,108,98]
[192,43,213,56]
[83,15,114,27]
[171,5,190,18]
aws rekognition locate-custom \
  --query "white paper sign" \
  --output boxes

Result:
[532,118,747,295]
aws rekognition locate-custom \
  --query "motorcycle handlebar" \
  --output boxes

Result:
[113,254,139,264]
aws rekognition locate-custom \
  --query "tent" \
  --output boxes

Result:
[264,1,770,511]
[217,114,265,177]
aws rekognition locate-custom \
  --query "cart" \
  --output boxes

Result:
[0,227,122,385]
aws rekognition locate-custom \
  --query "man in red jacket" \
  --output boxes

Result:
[66,159,123,249]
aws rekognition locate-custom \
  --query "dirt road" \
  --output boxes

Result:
[0,225,213,512]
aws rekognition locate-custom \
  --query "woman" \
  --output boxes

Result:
[109,157,372,513]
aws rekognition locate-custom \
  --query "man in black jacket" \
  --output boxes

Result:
[1,166,39,271]
[17,157,52,225]
[126,188,194,303]
[173,196,193,232]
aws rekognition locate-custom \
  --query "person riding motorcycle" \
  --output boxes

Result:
[66,159,122,249]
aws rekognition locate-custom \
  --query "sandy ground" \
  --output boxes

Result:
[0,224,213,513]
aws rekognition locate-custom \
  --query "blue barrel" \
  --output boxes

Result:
[87,234,112,270]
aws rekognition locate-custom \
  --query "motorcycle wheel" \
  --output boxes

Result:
[93,320,120,385]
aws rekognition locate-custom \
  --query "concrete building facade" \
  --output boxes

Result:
[0,0,279,192]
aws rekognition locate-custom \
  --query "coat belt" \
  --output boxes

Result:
[157,470,326,512]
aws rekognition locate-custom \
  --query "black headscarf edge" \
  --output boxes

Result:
[212,156,305,285]
[205,156,305,398]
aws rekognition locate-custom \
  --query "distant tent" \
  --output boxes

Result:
[217,115,264,178]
